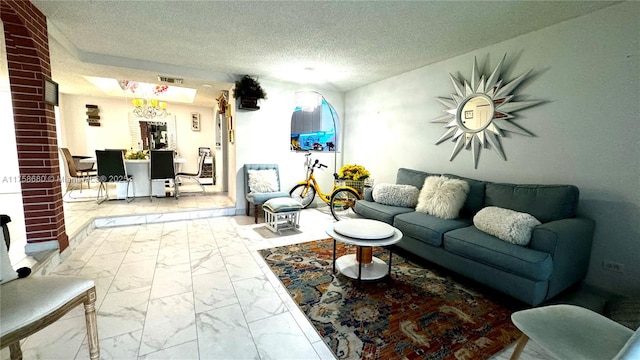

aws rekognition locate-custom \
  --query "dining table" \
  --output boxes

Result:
[80,157,186,198]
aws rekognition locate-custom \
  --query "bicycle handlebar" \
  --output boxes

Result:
[307,157,327,170]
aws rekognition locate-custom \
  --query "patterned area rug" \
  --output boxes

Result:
[259,239,522,360]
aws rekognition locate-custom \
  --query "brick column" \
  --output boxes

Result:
[1,1,68,251]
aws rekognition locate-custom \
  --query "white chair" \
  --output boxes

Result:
[176,151,206,194]
[510,304,639,360]
[0,276,100,360]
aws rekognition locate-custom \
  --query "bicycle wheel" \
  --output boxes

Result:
[330,188,360,221]
[289,184,316,209]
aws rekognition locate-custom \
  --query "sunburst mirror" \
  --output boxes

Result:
[433,55,542,168]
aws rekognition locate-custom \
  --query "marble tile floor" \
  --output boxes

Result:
[6,182,235,270]
[1,206,555,360]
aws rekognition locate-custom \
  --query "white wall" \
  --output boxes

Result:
[58,94,217,175]
[0,91,19,194]
[343,2,640,296]
[233,79,345,213]
[0,91,27,265]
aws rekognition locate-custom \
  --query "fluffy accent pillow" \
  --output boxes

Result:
[372,183,419,208]
[473,206,541,245]
[248,169,278,193]
[416,176,470,219]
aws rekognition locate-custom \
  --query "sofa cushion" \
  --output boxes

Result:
[262,197,302,213]
[416,176,469,219]
[354,200,414,225]
[372,183,419,208]
[443,226,553,281]
[246,191,290,204]
[474,206,541,246]
[485,183,579,223]
[443,174,487,217]
[396,168,438,189]
[394,211,472,247]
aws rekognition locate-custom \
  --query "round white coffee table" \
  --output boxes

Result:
[326,219,403,285]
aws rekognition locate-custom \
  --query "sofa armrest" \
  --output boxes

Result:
[363,187,374,201]
[529,217,595,298]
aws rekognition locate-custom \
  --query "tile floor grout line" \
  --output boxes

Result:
[134,223,161,360]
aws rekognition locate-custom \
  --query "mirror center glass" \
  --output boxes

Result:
[457,95,494,131]
[128,113,177,151]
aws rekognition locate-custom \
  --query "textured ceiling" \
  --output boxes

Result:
[3,1,618,106]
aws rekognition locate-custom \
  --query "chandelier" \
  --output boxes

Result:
[122,80,171,119]
[132,98,169,119]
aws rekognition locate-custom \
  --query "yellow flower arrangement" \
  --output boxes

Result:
[338,164,370,181]
[125,150,149,160]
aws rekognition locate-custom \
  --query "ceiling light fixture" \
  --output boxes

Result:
[122,80,171,119]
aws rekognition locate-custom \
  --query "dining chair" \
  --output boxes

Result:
[509,304,639,360]
[59,147,96,198]
[197,146,216,185]
[0,277,101,360]
[95,149,133,204]
[150,150,178,200]
[1,226,100,360]
[175,149,207,195]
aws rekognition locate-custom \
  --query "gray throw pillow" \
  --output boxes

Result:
[372,183,419,208]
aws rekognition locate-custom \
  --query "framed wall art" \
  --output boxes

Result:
[43,77,59,106]
[191,112,201,131]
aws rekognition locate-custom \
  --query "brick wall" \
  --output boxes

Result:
[1,1,68,251]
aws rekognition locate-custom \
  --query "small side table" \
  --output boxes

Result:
[326,219,403,286]
[262,198,302,234]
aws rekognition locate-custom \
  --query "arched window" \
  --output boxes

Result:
[291,92,339,152]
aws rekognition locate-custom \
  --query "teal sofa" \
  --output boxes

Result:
[354,168,595,306]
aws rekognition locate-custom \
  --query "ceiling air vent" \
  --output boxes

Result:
[157,75,183,85]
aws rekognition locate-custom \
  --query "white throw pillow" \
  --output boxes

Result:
[248,169,278,193]
[473,206,541,246]
[415,176,469,219]
[1,231,17,284]
[372,183,419,208]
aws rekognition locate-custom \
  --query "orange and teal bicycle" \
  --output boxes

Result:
[289,153,371,221]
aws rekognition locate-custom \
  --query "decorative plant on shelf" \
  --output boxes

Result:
[234,75,267,110]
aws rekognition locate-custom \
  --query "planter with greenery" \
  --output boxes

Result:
[234,75,267,110]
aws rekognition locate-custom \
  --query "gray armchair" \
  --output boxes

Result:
[243,164,289,223]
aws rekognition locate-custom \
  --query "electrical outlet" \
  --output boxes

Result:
[602,260,625,273]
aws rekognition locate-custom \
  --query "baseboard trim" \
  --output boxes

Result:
[25,240,59,253]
